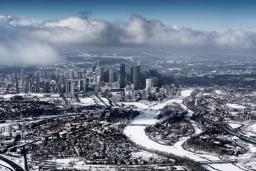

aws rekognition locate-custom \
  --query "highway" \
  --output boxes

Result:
[200,115,256,145]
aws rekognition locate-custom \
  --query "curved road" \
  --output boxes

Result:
[0,155,24,171]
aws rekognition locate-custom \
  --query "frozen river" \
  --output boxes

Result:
[123,89,244,171]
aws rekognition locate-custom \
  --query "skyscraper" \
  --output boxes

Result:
[65,79,74,97]
[95,61,103,85]
[146,79,153,88]
[79,78,87,92]
[109,69,114,83]
[120,64,126,88]
[132,66,140,90]
[130,67,133,83]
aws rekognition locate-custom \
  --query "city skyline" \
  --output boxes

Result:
[0,1,256,171]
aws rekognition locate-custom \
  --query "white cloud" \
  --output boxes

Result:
[0,14,255,65]
[27,16,117,47]
[32,15,255,49]
[0,39,60,65]
[120,16,255,48]
[213,30,256,49]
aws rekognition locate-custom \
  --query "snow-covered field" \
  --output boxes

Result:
[123,89,243,171]
[204,164,243,171]
[74,96,110,107]
[0,154,25,171]
[131,151,167,161]
[228,122,243,129]
[244,122,256,133]
[180,89,194,97]
[226,103,246,110]
[215,90,223,95]
[79,97,96,106]
[0,159,13,171]
[129,111,157,125]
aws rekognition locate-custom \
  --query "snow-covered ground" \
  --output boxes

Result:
[226,103,246,110]
[120,101,150,110]
[131,151,168,161]
[228,122,243,129]
[79,97,96,106]
[0,159,13,171]
[244,122,256,133]
[0,154,24,171]
[74,96,110,107]
[180,89,194,97]
[151,99,183,111]
[124,111,228,161]
[215,90,223,95]
[204,164,243,171]
[129,111,157,125]
[123,89,243,171]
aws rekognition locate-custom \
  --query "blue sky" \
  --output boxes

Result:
[0,0,256,31]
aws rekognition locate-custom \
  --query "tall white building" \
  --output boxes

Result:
[146,79,153,88]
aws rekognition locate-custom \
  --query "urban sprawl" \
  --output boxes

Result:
[0,55,256,171]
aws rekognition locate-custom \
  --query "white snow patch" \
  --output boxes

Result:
[131,151,159,160]
[215,90,223,95]
[209,163,243,171]
[131,111,158,125]
[180,89,194,97]
[119,102,149,110]
[228,123,242,129]
[0,160,13,170]
[151,99,183,110]
[79,98,96,106]
[226,103,246,110]
[2,94,16,99]
[167,68,182,71]
[245,123,256,133]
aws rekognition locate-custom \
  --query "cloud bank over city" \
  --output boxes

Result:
[0,15,256,65]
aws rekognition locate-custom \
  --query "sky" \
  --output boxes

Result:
[0,0,256,31]
[0,0,256,65]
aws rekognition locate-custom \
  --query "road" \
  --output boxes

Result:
[200,115,256,145]
[0,155,24,171]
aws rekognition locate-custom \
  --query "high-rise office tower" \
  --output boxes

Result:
[130,67,133,83]
[95,61,102,85]
[68,69,73,79]
[120,64,126,88]
[132,66,140,90]
[146,79,153,88]
[15,71,19,94]
[79,78,87,92]
[78,71,84,79]
[65,79,74,97]
[84,68,87,78]
[109,69,114,83]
